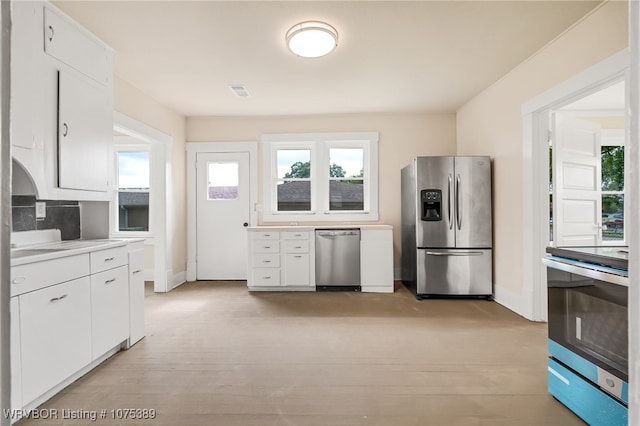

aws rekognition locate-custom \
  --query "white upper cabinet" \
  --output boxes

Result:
[58,71,110,192]
[44,7,110,85]
[11,1,114,201]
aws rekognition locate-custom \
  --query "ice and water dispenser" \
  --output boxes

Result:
[420,189,442,221]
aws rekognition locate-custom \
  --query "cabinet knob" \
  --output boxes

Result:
[48,25,55,42]
[62,123,69,137]
[243,222,249,227]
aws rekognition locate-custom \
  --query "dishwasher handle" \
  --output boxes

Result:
[316,230,360,237]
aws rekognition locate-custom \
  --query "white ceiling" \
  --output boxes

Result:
[54,1,602,117]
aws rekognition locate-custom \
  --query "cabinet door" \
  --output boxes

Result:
[11,2,42,149]
[58,70,110,192]
[20,277,92,405]
[283,254,310,286]
[128,248,145,345]
[10,297,22,410]
[360,229,394,292]
[44,7,109,85]
[91,266,130,359]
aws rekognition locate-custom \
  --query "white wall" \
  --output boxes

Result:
[456,1,628,313]
[187,113,457,268]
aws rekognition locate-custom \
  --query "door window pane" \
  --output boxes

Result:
[602,195,624,241]
[601,146,624,191]
[208,162,239,200]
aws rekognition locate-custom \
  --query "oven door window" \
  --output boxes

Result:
[548,268,628,381]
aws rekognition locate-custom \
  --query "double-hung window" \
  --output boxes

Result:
[262,132,378,222]
[114,146,151,234]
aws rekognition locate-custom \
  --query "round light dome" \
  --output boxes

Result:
[286,21,338,58]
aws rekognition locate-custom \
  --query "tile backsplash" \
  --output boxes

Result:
[12,196,81,240]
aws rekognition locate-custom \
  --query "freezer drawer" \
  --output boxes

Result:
[416,248,492,296]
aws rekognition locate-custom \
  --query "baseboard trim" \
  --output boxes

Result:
[171,270,187,291]
[493,283,532,320]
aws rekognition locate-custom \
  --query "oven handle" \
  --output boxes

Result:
[542,257,629,287]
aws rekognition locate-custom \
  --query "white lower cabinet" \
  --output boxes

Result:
[284,254,310,286]
[11,240,145,413]
[19,277,92,405]
[360,228,394,293]
[247,227,393,292]
[128,242,145,346]
[247,229,314,289]
[90,266,129,359]
[10,297,22,411]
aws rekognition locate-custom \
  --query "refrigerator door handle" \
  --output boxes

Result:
[448,174,453,229]
[425,251,484,257]
[456,174,462,230]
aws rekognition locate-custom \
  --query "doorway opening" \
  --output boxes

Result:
[113,112,173,293]
[521,49,627,322]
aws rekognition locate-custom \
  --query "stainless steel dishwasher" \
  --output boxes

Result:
[315,229,361,291]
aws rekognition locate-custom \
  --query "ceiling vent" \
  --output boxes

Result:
[229,85,250,97]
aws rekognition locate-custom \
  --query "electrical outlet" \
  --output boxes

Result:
[35,201,46,219]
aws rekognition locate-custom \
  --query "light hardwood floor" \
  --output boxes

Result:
[19,281,585,426]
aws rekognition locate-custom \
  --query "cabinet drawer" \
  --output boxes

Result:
[91,266,129,359]
[252,241,280,254]
[284,240,309,253]
[20,277,92,405]
[11,253,90,296]
[252,253,280,268]
[252,268,281,286]
[251,231,280,240]
[284,231,309,240]
[90,246,128,273]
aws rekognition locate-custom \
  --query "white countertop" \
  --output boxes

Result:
[247,224,393,231]
[11,238,143,266]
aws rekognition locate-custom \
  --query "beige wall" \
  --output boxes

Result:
[456,1,628,298]
[187,113,457,267]
[114,77,187,277]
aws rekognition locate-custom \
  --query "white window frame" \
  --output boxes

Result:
[262,132,379,222]
[112,142,152,237]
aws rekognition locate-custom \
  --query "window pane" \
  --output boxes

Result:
[277,150,311,178]
[118,192,149,231]
[601,146,624,191]
[329,148,364,178]
[277,181,311,211]
[330,180,364,211]
[208,162,239,200]
[118,151,150,189]
[602,195,624,241]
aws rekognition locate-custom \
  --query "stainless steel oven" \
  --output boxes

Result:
[544,250,628,426]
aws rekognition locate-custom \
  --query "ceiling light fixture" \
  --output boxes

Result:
[286,21,338,59]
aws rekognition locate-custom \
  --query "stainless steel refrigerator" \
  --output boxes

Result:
[401,156,492,298]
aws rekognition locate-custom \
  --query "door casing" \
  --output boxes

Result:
[186,142,258,282]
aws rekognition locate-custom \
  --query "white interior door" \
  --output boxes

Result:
[553,114,602,246]
[196,152,251,280]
